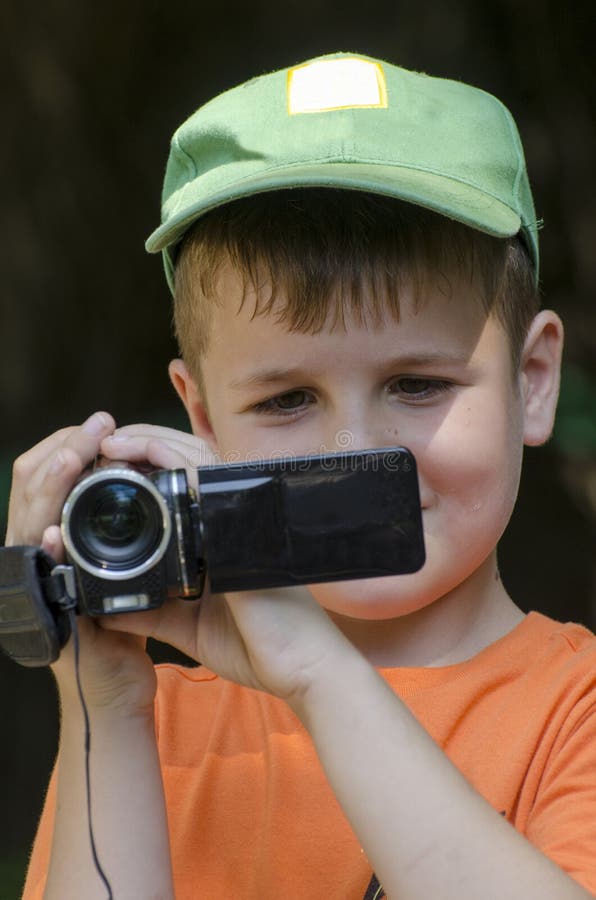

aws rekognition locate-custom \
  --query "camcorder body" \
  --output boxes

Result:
[61,465,203,616]
[0,446,425,667]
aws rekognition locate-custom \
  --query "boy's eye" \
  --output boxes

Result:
[388,377,451,399]
[250,379,451,417]
[252,389,314,416]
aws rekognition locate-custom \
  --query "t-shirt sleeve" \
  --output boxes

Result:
[21,765,57,900]
[525,695,596,895]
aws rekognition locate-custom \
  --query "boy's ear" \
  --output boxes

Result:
[519,310,564,447]
[168,359,220,455]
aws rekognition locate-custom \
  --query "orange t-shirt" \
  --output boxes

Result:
[23,612,596,898]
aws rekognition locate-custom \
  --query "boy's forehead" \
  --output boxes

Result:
[146,52,540,292]
[205,257,495,357]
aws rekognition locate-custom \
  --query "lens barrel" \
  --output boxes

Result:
[61,468,172,580]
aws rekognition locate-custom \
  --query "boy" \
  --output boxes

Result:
[9,52,596,899]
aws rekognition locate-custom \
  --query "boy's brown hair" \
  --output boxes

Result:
[173,190,539,394]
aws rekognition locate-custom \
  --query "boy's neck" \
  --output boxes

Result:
[326,554,525,669]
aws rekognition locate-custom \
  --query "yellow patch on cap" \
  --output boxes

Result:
[287,57,388,115]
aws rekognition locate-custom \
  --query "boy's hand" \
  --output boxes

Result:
[100,422,221,482]
[3,413,157,712]
[5,412,117,556]
[5,418,218,556]
[6,419,349,710]
[98,423,351,706]
[4,415,184,715]
[100,579,348,709]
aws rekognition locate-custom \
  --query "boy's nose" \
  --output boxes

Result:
[325,422,400,454]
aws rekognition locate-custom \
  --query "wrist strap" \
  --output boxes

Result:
[0,546,70,667]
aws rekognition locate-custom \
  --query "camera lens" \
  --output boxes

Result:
[88,485,146,545]
[68,479,164,572]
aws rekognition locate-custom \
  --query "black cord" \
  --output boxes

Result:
[67,609,114,900]
[363,873,385,899]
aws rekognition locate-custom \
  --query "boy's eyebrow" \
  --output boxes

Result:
[227,368,308,390]
[226,352,472,391]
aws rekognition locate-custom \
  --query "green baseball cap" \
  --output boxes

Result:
[146,52,540,291]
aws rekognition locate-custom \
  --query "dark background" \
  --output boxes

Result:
[0,1,594,896]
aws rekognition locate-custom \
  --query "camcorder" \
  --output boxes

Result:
[0,446,425,668]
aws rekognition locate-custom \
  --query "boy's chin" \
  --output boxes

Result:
[308,573,433,621]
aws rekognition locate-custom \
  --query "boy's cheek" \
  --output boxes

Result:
[208,420,327,462]
[414,419,523,511]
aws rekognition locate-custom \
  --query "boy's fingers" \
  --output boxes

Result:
[59,411,116,462]
[100,434,188,464]
[105,424,205,444]
[101,438,205,493]
[41,525,65,563]
[101,430,219,470]
[109,424,194,442]
[23,413,115,507]
[12,448,78,544]
[107,438,203,486]
[144,439,196,471]
[105,423,216,461]
[10,427,78,495]
[9,446,92,545]
[104,425,198,453]
[6,413,115,546]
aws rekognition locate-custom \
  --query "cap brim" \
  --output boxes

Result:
[147,162,521,252]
